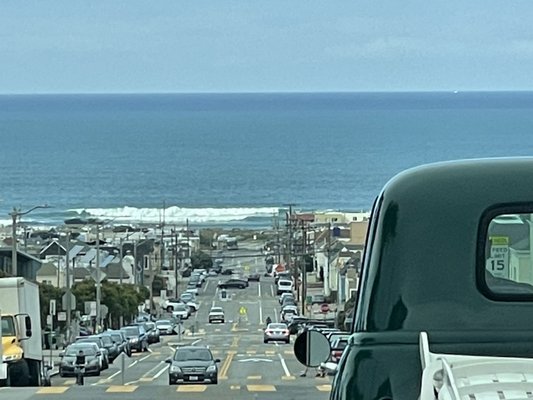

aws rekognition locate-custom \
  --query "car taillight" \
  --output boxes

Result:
[266,330,273,334]
[283,330,289,335]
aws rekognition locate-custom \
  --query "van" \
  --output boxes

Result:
[277,279,293,295]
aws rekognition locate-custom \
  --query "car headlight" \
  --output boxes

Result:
[130,338,139,343]
[206,365,217,373]
[170,365,182,373]
[3,353,22,362]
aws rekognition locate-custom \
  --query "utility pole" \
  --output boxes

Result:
[10,205,50,276]
[95,223,101,332]
[65,231,71,342]
[301,223,307,316]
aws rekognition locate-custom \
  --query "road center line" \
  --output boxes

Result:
[191,338,202,345]
[278,353,291,377]
[274,308,278,322]
[128,360,139,368]
[270,285,274,297]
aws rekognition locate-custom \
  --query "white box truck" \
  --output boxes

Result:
[0,277,44,386]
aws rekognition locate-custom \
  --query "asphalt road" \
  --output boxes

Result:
[0,249,331,400]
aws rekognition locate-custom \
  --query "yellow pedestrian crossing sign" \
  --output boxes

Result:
[239,306,247,316]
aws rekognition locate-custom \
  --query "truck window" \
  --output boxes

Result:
[483,211,533,297]
[1,316,16,336]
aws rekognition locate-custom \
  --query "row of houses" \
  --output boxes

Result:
[0,226,200,292]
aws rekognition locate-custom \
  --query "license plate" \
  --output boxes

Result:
[189,376,198,381]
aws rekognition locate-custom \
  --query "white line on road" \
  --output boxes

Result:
[128,360,138,369]
[153,364,169,379]
[278,353,291,377]
[205,281,210,292]
[274,308,278,322]
[259,283,263,324]
[105,369,123,381]
[270,285,274,297]
[191,338,202,345]
[143,361,164,377]
[139,354,151,362]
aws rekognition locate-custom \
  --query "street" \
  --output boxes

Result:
[0,249,331,400]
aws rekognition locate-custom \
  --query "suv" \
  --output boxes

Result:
[120,325,148,353]
[218,278,248,289]
[208,307,225,323]
[166,346,220,384]
[276,279,293,295]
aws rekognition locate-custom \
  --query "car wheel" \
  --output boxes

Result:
[285,339,290,344]
[263,339,268,344]
[59,371,65,378]
[212,375,218,385]
[169,377,174,385]
[166,306,173,312]
[94,369,101,377]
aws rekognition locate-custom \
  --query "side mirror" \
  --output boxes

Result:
[293,330,331,368]
[215,359,221,363]
[165,357,172,364]
[96,351,102,356]
[58,351,65,357]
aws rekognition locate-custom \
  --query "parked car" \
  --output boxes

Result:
[263,322,290,344]
[74,336,109,369]
[208,307,225,323]
[330,337,349,364]
[144,321,161,344]
[97,333,121,362]
[120,325,149,353]
[156,319,175,335]
[220,268,234,275]
[218,278,248,289]
[276,279,293,295]
[279,292,295,305]
[166,345,220,385]
[59,343,102,377]
[106,330,131,356]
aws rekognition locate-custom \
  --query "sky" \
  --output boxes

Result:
[1,1,533,94]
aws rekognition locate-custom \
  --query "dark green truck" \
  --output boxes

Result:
[331,158,533,400]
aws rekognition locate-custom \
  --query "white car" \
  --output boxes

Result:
[162,298,186,312]
[277,279,293,295]
[185,286,199,295]
[171,304,189,320]
[208,307,225,323]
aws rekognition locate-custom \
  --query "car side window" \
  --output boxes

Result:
[482,209,533,298]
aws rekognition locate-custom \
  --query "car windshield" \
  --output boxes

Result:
[77,338,102,346]
[174,348,213,362]
[66,346,97,356]
[268,324,287,330]
[211,307,223,312]
[122,327,139,336]
[156,320,171,326]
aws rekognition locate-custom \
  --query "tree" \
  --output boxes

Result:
[190,250,213,270]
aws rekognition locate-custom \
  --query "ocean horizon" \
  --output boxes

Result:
[1,91,533,228]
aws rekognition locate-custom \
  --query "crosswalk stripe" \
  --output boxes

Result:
[106,385,138,393]
[37,387,69,394]
[247,385,276,392]
[317,384,332,392]
[177,385,207,392]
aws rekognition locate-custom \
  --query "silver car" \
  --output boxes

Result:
[263,323,290,344]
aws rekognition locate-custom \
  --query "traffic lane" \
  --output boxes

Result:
[7,383,331,400]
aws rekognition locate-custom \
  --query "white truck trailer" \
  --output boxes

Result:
[0,277,44,386]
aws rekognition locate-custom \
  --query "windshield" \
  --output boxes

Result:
[156,320,171,326]
[173,349,213,362]
[1,316,16,336]
[122,327,139,336]
[66,346,97,356]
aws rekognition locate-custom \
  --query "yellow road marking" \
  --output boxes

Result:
[265,350,276,355]
[139,377,154,382]
[284,350,293,355]
[151,351,160,355]
[177,385,207,392]
[63,379,76,385]
[230,336,239,347]
[247,385,276,392]
[317,384,332,392]
[230,385,241,390]
[106,385,138,393]
[282,375,296,380]
[231,323,238,332]
[246,350,257,354]
[37,387,69,394]
[219,350,236,379]
[247,375,262,380]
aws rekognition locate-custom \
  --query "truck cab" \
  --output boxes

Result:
[328,158,533,400]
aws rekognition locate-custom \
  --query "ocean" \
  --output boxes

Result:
[1,91,533,229]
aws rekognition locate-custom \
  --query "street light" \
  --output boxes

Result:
[10,205,50,276]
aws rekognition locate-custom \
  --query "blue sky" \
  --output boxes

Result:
[1,1,532,93]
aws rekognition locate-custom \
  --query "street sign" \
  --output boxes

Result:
[85,301,97,317]
[90,269,107,283]
[62,291,76,311]
[320,303,330,313]
[57,312,67,322]
[239,306,247,316]
[49,299,56,316]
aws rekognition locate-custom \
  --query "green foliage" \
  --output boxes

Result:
[70,279,149,326]
[38,283,62,327]
[190,250,213,270]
